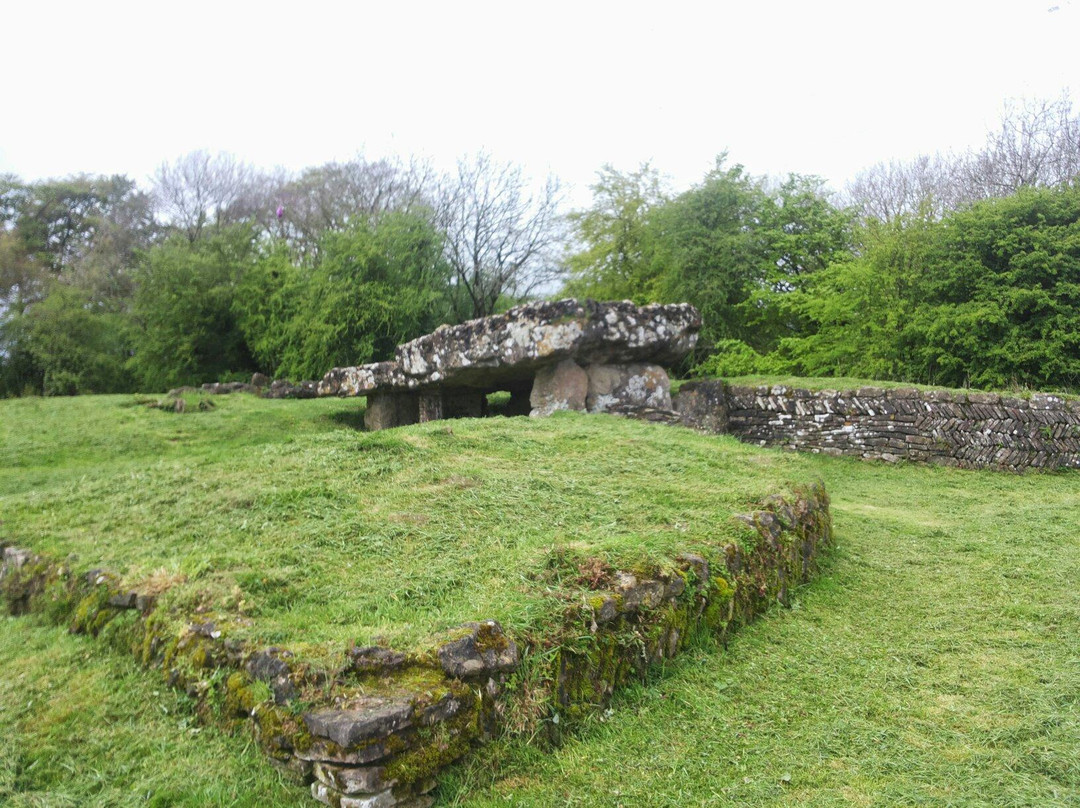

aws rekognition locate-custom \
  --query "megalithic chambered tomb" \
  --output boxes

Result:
[319,299,702,430]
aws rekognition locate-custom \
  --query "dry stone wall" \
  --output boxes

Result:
[675,381,1080,471]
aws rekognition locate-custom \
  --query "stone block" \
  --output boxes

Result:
[107,592,137,609]
[2,546,32,570]
[247,649,299,704]
[418,389,486,423]
[437,620,519,680]
[419,691,462,725]
[303,699,414,749]
[591,595,619,623]
[311,782,398,808]
[348,646,407,675]
[313,762,395,796]
[295,737,401,766]
[614,572,665,611]
[529,359,588,417]
[676,552,710,586]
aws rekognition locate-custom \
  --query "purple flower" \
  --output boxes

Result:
[276,205,285,220]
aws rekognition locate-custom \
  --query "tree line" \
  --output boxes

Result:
[0,153,563,395]
[2,95,1078,396]
[568,96,1080,392]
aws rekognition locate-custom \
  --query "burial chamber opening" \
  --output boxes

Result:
[363,383,534,431]
[361,358,678,431]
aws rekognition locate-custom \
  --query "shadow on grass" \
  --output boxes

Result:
[327,407,367,431]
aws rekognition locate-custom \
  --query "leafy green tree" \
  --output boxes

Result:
[648,159,803,358]
[771,185,1080,391]
[912,185,1080,389]
[766,209,937,381]
[232,243,306,376]
[0,175,156,395]
[237,212,454,381]
[11,175,151,277]
[0,313,39,397]
[128,226,257,391]
[20,284,133,395]
[691,338,782,377]
[748,174,857,346]
[0,228,40,317]
[283,212,452,378]
[564,163,668,302]
[567,159,855,369]
[649,160,773,356]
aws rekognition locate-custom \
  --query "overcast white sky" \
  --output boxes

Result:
[2,0,1077,207]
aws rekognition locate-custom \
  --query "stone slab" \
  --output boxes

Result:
[320,299,700,396]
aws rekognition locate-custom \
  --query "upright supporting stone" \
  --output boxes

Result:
[530,359,588,417]
[418,391,444,423]
[672,380,729,433]
[365,392,419,431]
[585,363,672,413]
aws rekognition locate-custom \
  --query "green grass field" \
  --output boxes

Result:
[3,393,1079,806]
[0,614,310,807]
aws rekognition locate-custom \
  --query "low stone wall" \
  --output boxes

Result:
[675,381,1080,471]
[0,485,831,807]
[549,483,831,739]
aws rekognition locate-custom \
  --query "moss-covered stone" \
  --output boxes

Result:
[384,686,480,788]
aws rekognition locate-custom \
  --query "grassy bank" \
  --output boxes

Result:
[443,456,1080,806]
[4,394,1079,806]
[1,394,808,655]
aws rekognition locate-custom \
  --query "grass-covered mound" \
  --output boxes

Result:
[4,399,1078,806]
[1,393,813,657]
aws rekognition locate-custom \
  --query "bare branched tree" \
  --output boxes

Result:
[955,95,1080,199]
[152,150,257,242]
[267,155,437,258]
[847,94,1080,222]
[437,152,565,320]
[845,153,960,221]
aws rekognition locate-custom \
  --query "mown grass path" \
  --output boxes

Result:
[443,459,1080,807]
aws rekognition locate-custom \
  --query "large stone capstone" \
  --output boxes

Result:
[319,299,700,430]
